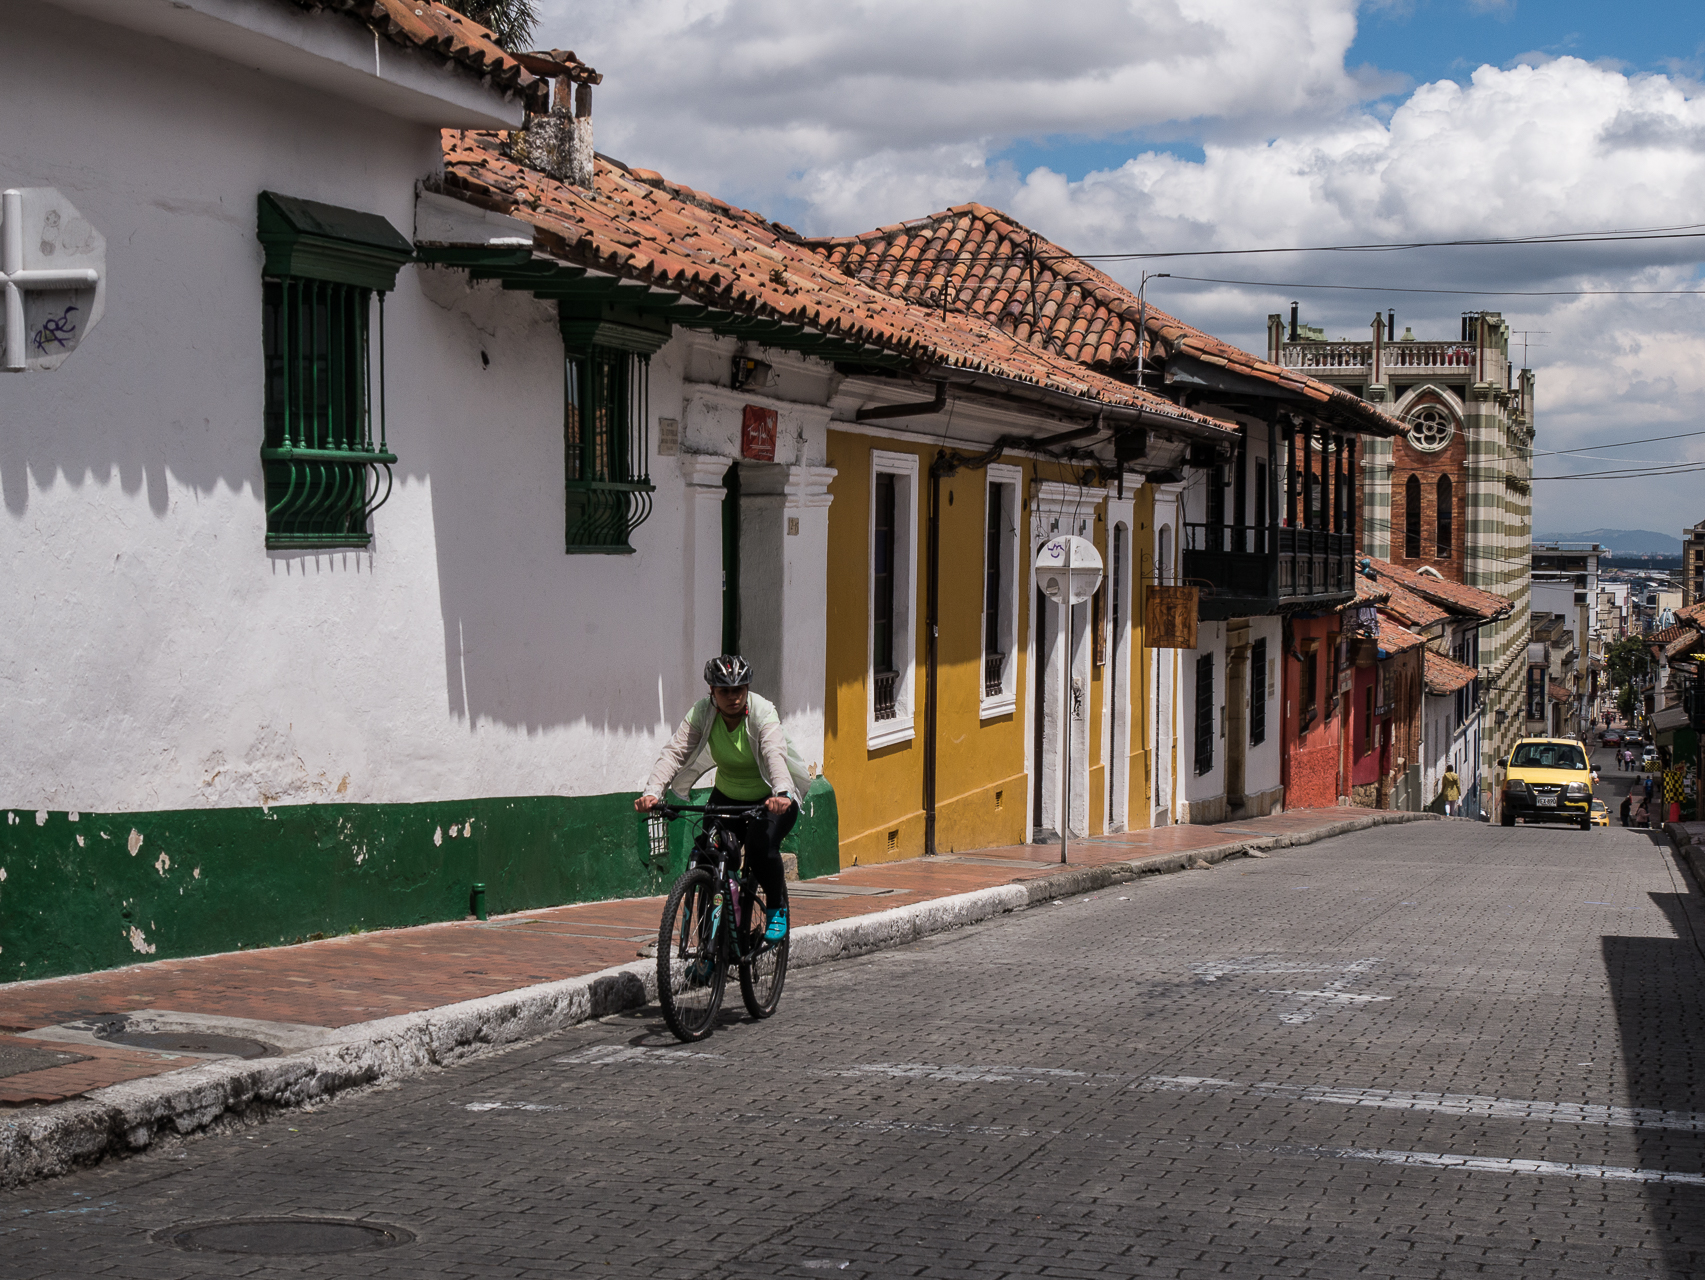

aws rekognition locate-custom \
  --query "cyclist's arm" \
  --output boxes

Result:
[751,712,798,811]
[635,704,706,811]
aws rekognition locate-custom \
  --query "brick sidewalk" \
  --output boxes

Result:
[0,807,1408,1110]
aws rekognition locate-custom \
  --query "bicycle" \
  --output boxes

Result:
[652,802,790,1042]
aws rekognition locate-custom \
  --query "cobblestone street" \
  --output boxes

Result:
[4,817,1703,1278]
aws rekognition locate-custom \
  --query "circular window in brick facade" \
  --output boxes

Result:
[1406,405,1455,453]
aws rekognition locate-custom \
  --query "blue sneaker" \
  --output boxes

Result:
[763,908,789,943]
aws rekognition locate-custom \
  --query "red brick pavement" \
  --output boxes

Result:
[0,807,1390,1107]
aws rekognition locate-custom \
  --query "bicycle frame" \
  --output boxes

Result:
[656,803,781,967]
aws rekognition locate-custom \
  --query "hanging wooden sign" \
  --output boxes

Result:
[1145,585,1198,649]
[741,405,777,461]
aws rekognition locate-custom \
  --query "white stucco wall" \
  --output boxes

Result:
[2,8,830,814]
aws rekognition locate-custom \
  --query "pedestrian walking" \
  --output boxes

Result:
[1440,763,1461,817]
[1620,794,1632,827]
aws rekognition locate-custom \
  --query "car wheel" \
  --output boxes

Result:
[1578,816,1590,831]
[1501,811,1516,827]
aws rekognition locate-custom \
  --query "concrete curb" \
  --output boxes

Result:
[0,810,1439,1188]
[1663,821,1705,892]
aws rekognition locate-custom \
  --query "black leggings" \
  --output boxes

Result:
[708,788,796,909]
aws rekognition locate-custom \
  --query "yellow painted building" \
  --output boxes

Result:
[822,424,1159,867]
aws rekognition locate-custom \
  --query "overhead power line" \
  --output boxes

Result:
[1526,428,1705,459]
[1163,274,1705,297]
[1079,221,1705,262]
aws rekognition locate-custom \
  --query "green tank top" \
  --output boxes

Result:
[708,715,769,800]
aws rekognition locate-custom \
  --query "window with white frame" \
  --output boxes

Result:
[869,450,919,748]
[981,464,1022,717]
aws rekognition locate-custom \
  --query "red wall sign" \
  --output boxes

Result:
[741,405,777,461]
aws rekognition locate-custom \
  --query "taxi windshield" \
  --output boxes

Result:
[1511,743,1587,771]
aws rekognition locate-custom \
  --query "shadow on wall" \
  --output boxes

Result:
[1601,846,1705,1270]
[0,393,253,520]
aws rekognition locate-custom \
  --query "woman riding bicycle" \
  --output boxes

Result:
[635,655,813,943]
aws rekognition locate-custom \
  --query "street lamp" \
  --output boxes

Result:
[1133,272,1170,389]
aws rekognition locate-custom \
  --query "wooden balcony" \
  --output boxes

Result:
[1182,524,1356,620]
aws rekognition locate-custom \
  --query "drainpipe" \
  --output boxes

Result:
[924,458,943,856]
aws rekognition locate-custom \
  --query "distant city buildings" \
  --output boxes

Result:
[1684,518,1705,608]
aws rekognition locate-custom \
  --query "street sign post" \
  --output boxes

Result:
[1036,534,1103,864]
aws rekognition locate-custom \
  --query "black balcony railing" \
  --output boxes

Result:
[984,651,1006,698]
[1182,523,1355,618]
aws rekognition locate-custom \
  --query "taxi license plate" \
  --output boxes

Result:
[1537,795,1557,807]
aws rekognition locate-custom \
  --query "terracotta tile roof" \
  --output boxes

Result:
[289,1,548,109]
[804,207,1404,437]
[1376,614,1427,655]
[1679,600,1705,627]
[1424,650,1479,696]
[438,134,1237,438]
[1663,628,1702,659]
[1548,681,1575,703]
[1648,624,1692,646]
[1379,580,1450,630]
[1352,574,1390,606]
[1360,557,1512,621]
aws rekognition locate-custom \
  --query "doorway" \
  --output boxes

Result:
[1225,622,1250,810]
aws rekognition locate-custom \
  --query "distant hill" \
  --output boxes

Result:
[1533,528,1684,556]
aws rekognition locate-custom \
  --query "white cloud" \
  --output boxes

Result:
[533,0,1705,531]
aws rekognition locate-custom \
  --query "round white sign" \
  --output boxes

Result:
[1034,534,1103,604]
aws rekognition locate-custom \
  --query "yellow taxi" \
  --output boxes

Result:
[1499,737,1594,830]
[1589,798,1610,828]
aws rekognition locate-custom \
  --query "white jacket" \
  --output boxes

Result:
[643,692,814,801]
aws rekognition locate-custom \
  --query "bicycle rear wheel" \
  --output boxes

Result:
[657,867,727,1042]
[739,892,789,1019]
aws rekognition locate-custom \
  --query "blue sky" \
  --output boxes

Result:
[994,0,1705,183]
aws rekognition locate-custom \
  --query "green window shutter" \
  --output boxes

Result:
[258,192,413,292]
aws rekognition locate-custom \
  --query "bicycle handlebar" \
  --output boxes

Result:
[653,802,769,821]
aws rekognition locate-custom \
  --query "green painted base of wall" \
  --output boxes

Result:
[0,779,838,983]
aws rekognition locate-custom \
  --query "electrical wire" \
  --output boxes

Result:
[1526,427,1705,458]
[851,220,1705,272]
[1162,274,1705,297]
[1533,462,1705,482]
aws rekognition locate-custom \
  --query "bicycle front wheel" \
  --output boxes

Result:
[739,898,789,1020]
[657,867,727,1042]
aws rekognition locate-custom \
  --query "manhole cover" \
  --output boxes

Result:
[162,1217,412,1255]
[101,1029,275,1058]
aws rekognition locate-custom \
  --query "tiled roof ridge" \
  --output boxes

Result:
[1424,649,1479,694]
[1375,613,1427,652]
[1359,556,1513,620]
[438,134,1237,432]
[288,0,546,108]
[803,205,1403,434]
[1380,580,1450,628]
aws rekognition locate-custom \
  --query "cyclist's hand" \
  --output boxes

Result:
[635,794,661,813]
[763,795,795,814]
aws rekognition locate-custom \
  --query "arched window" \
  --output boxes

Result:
[1404,474,1421,558]
[1437,475,1453,557]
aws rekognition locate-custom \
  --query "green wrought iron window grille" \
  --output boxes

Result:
[561,307,668,554]
[261,279,393,548]
[257,192,412,550]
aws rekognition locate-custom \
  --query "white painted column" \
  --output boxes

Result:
[681,455,732,680]
[737,463,837,774]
